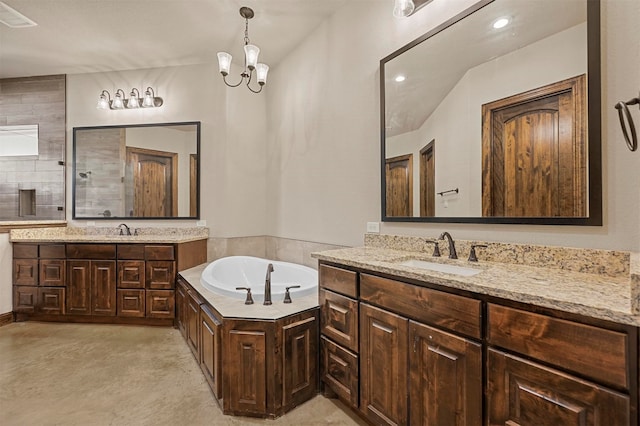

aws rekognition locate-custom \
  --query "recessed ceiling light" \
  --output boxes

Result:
[492,17,509,29]
[395,75,406,83]
[0,1,37,28]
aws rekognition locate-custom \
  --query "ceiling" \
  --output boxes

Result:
[0,0,352,79]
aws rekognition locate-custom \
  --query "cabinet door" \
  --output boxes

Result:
[282,313,318,410]
[117,289,145,317]
[409,321,481,426]
[67,260,91,315]
[13,259,38,286]
[38,287,65,315]
[186,291,201,360]
[360,303,408,426]
[117,260,145,289]
[176,280,188,339]
[200,305,222,399]
[91,260,116,316]
[146,260,175,289]
[225,328,267,415]
[40,260,66,287]
[487,348,630,426]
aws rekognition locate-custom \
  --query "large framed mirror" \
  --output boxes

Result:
[73,121,200,220]
[380,0,601,225]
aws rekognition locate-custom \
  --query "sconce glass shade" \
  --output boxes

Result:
[127,90,139,108]
[256,63,269,85]
[143,91,154,107]
[217,52,232,75]
[393,0,415,17]
[244,44,260,70]
[112,92,124,109]
[96,94,109,110]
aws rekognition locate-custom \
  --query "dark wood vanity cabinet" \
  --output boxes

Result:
[318,261,634,426]
[12,239,206,324]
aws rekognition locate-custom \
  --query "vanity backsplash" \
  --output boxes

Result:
[364,233,630,279]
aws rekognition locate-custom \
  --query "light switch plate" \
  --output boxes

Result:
[86,221,95,227]
[196,220,207,227]
[366,222,380,233]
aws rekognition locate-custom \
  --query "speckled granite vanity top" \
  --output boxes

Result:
[9,226,208,244]
[312,235,640,327]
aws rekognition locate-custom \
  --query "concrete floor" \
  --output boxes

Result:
[0,322,367,426]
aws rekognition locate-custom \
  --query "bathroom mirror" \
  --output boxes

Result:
[381,0,601,225]
[73,121,200,220]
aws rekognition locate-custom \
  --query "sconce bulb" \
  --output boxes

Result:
[112,93,124,109]
[256,63,269,85]
[244,44,260,70]
[96,95,109,110]
[393,0,415,18]
[127,91,139,109]
[143,91,154,108]
[217,52,232,75]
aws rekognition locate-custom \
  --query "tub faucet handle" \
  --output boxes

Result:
[283,285,301,304]
[235,287,254,305]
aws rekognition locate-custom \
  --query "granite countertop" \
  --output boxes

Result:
[312,247,640,327]
[179,264,319,320]
[9,226,209,244]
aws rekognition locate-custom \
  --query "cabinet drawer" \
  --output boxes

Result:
[146,290,175,318]
[487,348,629,426]
[13,244,37,259]
[66,244,116,259]
[360,273,482,339]
[39,244,65,259]
[146,261,175,289]
[321,336,358,409]
[118,261,145,289]
[13,259,38,286]
[117,244,145,260]
[487,304,629,390]
[320,289,358,353]
[14,286,37,313]
[38,287,65,315]
[39,260,66,286]
[117,289,145,317]
[145,245,174,261]
[319,264,357,298]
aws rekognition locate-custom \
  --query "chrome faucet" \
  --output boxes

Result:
[438,232,458,259]
[264,263,274,305]
[117,223,131,236]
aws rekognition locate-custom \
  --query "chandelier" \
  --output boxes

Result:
[216,7,269,94]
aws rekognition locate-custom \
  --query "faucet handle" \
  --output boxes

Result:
[235,287,254,305]
[283,285,301,303]
[468,244,488,262]
[425,240,441,257]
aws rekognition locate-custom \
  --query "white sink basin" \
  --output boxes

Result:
[397,259,482,277]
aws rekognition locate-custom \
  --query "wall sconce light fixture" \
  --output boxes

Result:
[96,87,163,110]
[216,7,269,94]
[393,0,433,18]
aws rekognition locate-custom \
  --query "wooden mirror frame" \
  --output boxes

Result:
[380,0,602,225]
[72,121,201,220]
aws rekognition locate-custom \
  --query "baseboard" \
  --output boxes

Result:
[0,312,13,327]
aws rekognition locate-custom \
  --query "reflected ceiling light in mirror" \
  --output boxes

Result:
[492,17,510,29]
[393,0,433,18]
[96,86,163,110]
[395,75,406,82]
[217,7,269,94]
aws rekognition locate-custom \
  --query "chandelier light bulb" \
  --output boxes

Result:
[393,0,415,18]
[217,52,232,75]
[256,63,269,85]
[244,44,260,70]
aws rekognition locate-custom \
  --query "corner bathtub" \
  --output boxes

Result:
[201,256,318,303]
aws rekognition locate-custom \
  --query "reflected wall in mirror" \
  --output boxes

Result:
[381,0,601,225]
[73,122,200,219]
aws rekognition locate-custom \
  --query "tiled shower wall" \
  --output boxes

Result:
[0,75,66,221]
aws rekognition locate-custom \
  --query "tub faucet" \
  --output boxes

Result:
[438,232,458,259]
[117,223,131,236]
[264,263,274,305]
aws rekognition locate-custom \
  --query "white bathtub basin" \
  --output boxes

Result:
[397,259,482,277]
[201,256,318,303]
